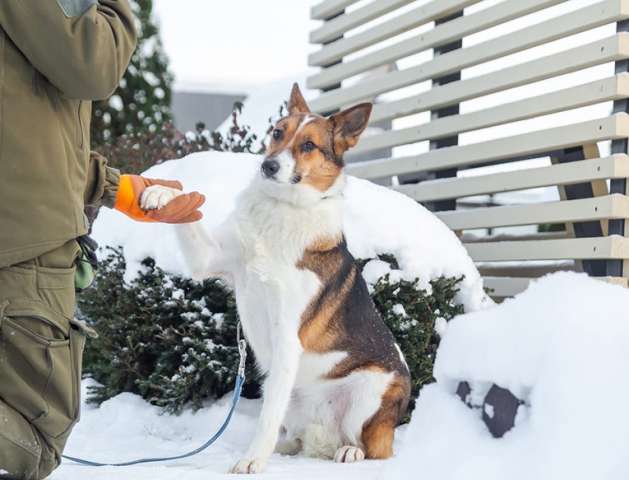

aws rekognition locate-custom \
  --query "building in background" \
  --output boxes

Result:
[171,90,245,132]
[170,68,394,166]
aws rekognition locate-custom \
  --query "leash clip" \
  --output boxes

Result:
[237,322,247,378]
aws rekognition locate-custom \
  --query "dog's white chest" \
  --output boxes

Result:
[234,262,319,373]
[227,186,342,372]
[232,217,320,371]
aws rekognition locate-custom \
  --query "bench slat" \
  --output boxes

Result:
[483,277,535,297]
[311,0,361,21]
[310,0,415,44]
[371,34,629,122]
[395,155,629,202]
[484,275,629,297]
[479,263,577,277]
[371,35,629,123]
[347,114,629,178]
[310,6,629,114]
[308,0,562,84]
[466,236,629,261]
[437,194,629,230]
[308,0,481,71]
[353,75,629,153]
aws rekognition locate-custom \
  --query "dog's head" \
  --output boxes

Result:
[259,83,372,206]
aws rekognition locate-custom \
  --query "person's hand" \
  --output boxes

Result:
[114,175,205,223]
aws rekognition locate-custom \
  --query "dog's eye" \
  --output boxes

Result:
[301,141,316,153]
[272,129,283,141]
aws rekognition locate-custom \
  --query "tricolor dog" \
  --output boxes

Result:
[141,84,411,474]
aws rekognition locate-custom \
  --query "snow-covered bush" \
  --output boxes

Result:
[80,249,464,413]
[365,255,464,417]
[80,248,262,413]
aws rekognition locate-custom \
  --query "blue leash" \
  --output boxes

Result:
[62,326,248,467]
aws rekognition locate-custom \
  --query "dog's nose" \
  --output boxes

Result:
[261,158,280,178]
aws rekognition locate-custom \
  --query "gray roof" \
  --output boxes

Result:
[171,91,246,133]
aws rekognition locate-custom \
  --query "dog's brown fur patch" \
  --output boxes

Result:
[361,372,411,459]
[266,115,307,155]
[297,238,410,384]
[307,235,342,253]
[297,235,350,352]
[292,118,343,192]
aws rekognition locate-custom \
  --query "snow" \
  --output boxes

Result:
[383,272,629,480]
[92,151,490,311]
[54,379,400,480]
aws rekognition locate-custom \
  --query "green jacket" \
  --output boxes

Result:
[0,0,137,268]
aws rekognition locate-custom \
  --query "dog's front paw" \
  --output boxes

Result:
[229,457,267,474]
[334,445,365,463]
[140,185,183,210]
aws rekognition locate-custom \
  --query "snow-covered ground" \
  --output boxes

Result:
[55,380,400,479]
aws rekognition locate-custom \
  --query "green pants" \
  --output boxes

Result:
[0,241,86,480]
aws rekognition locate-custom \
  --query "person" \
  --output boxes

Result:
[0,2,205,479]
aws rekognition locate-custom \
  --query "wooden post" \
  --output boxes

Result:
[609,18,629,278]
[551,144,608,276]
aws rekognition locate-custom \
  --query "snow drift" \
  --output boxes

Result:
[383,272,629,480]
[92,151,490,311]
[55,380,397,479]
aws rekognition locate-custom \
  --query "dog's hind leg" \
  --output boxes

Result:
[275,438,302,456]
[334,445,365,463]
[361,416,395,460]
[360,373,410,460]
[301,423,341,459]
[274,425,302,456]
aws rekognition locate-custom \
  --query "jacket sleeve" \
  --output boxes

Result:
[85,151,120,208]
[0,0,137,100]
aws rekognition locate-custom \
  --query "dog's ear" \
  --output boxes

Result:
[330,103,372,154]
[288,83,310,115]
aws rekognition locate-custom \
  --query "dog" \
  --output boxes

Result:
[140,84,411,474]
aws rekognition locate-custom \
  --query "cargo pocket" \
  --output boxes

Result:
[75,100,85,149]
[65,318,93,426]
[0,302,82,440]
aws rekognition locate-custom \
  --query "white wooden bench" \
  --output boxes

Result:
[308,0,629,296]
